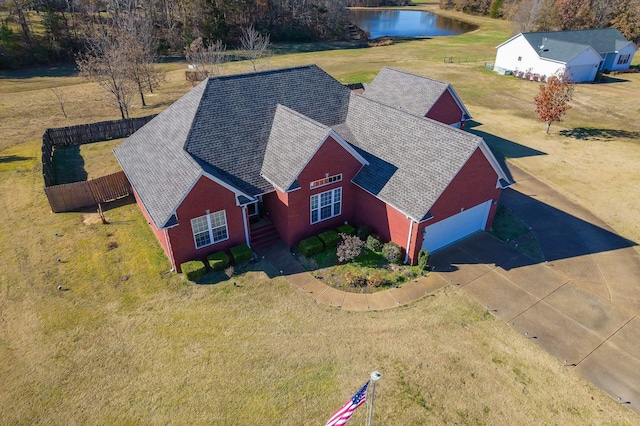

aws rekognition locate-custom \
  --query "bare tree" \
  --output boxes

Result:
[239,26,271,72]
[76,22,134,119]
[185,37,227,80]
[117,15,165,107]
[509,0,545,33]
[6,0,32,46]
[50,86,68,118]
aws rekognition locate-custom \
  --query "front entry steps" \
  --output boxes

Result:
[251,222,280,249]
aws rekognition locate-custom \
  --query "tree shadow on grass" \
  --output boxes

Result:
[559,127,640,141]
[0,155,32,163]
[52,145,87,184]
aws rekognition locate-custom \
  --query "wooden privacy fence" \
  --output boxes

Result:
[42,115,155,212]
[45,171,131,213]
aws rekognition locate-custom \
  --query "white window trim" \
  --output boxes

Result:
[310,173,342,190]
[246,201,259,217]
[310,187,342,224]
[191,210,229,249]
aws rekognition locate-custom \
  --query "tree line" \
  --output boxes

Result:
[439,0,640,43]
[0,0,349,69]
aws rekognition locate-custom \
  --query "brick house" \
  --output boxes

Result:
[114,65,511,271]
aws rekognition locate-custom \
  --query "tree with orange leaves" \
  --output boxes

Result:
[534,72,575,133]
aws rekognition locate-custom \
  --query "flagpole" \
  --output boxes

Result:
[367,371,382,426]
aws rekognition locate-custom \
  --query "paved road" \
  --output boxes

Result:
[430,165,640,415]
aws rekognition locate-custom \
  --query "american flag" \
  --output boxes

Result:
[325,381,369,426]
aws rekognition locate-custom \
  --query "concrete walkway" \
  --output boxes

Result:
[258,241,447,311]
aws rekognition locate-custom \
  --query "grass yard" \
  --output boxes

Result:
[52,139,124,183]
[1,3,640,423]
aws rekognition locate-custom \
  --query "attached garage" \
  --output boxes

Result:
[566,63,598,83]
[422,200,492,253]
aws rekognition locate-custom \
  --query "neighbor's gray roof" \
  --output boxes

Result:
[261,105,332,192]
[363,67,466,118]
[338,93,482,222]
[521,28,635,57]
[114,82,207,229]
[536,39,595,63]
[184,65,351,196]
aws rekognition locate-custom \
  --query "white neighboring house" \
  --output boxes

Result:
[494,28,638,83]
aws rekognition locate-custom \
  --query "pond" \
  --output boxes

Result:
[348,9,476,39]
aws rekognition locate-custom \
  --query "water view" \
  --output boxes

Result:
[349,9,476,39]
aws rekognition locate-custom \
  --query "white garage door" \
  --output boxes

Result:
[566,64,597,82]
[422,201,491,253]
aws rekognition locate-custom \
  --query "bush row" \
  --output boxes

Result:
[180,243,253,281]
[299,223,406,265]
[299,223,361,257]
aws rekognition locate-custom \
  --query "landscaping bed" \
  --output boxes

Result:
[296,245,422,293]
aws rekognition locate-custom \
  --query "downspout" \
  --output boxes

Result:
[242,205,251,247]
[164,228,176,272]
[404,218,415,264]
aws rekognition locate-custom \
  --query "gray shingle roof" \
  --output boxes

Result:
[261,105,331,192]
[184,65,351,196]
[116,64,503,229]
[521,28,634,57]
[537,39,593,63]
[363,67,449,116]
[113,82,207,229]
[340,93,483,222]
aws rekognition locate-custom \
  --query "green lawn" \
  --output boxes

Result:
[1,4,640,424]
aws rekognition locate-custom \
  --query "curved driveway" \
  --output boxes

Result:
[429,165,640,414]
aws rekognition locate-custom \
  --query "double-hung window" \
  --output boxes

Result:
[191,210,229,249]
[311,187,341,224]
[617,54,630,65]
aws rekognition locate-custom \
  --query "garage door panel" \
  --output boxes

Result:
[422,201,491,253]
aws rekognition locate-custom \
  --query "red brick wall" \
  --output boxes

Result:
[354,189,411,249]
[426,89,463,127]
[262,189,289,243]
[132,186,171,263]
[410,148,501,262]
[265,136,364,246]
[167,175,246,271]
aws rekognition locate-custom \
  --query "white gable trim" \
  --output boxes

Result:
[200,170,254,202]
[282,131,369,194]
[327,130,369,165]
[160,172,252,229]
[424,84,472,121]
[411,141,510,226]
[496,33,524,49]
[478,140,512,186]
[260,173,287,194]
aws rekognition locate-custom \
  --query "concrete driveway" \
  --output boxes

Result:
[430,166,640,415]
